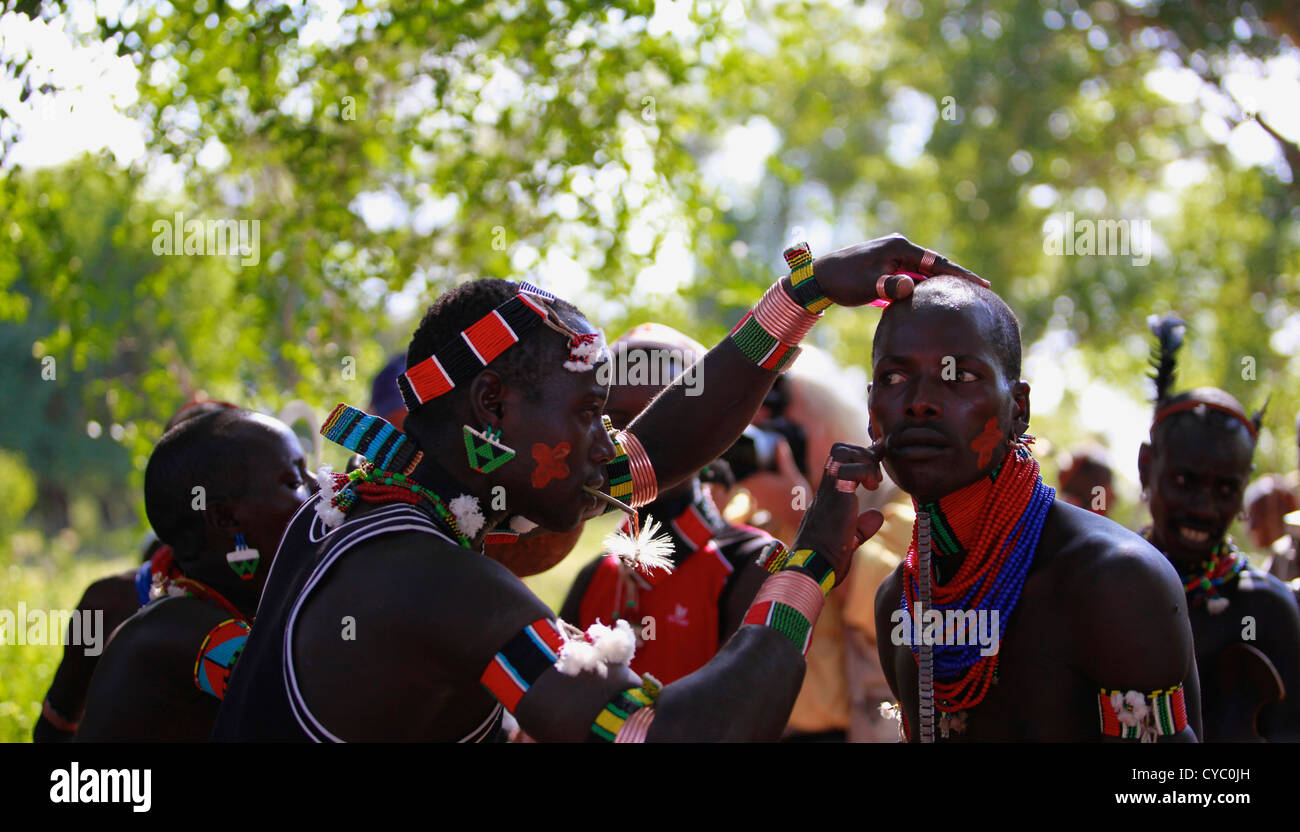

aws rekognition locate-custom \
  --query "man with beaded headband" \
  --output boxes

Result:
[214,235,980,742]
[874,279,1200,742]
[1137,315,1300,741]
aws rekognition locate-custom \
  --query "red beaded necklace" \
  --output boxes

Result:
[902,445,1047,712]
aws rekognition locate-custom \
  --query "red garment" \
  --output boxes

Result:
[578,542,735,685]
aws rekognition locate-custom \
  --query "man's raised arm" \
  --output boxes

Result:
[624,235,984,495]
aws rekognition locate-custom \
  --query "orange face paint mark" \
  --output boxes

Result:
[531,442,571,488]
[971,417,1002,468]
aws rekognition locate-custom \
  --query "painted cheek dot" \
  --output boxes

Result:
[531,442,571,488]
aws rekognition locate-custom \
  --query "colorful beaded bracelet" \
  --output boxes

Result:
[590,673,661,743]
[786,547,836,596]
[784,242,833,314]
[756,539,792,574]
[1098,685,1188,741]
[730,311,802,372]
[742,570,825,656]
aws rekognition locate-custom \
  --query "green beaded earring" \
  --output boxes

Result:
[463,424,516,473]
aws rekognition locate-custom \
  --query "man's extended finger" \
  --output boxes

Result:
[836,462,882,490]
[895,238,990,288]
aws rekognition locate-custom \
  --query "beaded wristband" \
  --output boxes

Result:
[755,280,820,345]
[784,242,833,314]
[589,673,661,743]
[1098,685,1188,741]
[619,428,658,508]
[742,570,825,656]
[730,311,802,372]
[756,539,791,574]
[786,548,836,596]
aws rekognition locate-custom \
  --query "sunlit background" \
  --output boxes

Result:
[1,0,1298,739]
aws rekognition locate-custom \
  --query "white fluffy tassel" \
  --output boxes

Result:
[554,618,638,677]
[556,638,606,677]
[449,494,485,539]
[603,516,675,577]
[313,465,348,530]
[588,619,637,666]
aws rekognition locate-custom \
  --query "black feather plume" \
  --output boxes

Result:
[1147,314,1186,407]
[1252,394,1270,436]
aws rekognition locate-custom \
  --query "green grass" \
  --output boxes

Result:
[0,538,135,743]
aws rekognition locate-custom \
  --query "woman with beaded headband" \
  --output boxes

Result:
[214,235,989,743]
[1137,314,1300,741]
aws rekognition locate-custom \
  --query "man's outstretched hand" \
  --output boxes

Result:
[811,234,988,308]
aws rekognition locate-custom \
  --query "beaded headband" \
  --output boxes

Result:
[398,282,607,411]
[1151,398,1259,441]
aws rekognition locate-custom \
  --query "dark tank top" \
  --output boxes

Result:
[211,494,503,742]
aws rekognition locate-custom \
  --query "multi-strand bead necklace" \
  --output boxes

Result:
[901,444,1054,720]
[320,463,474,549]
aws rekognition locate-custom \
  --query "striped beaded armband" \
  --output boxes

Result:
[1098,684,1187,741]
[589,674,662,743]
[742,570,825,656]
[784,242,833,314]
[730,311,801,372]
[479,618,566,713]
[755,539,791,574]
[786,547,836,596]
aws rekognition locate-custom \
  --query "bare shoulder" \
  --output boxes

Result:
[1044,501,1193,687]
[1046,501,1183,619]
[110,598,233,666]
[1234,566,1300,621]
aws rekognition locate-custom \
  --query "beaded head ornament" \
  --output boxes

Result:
[397,281,609,412]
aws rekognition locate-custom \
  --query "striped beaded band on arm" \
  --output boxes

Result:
[1098,685,1188,741]
[728,280,820,372]
[742,570,826,656]
[479,618,567,713]
[786,548,836,596]
[589,674,662,743]
[755,539,791,574]
[784,242,833,314]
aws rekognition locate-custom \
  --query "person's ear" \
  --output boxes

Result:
[1137,442,1153,492]
[1010,381,1031,437]
[205,497,240,544]
[468,370,508,428]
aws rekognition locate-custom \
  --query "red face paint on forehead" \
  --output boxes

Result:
[531,442,571,489]
[971,417,1002,469]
